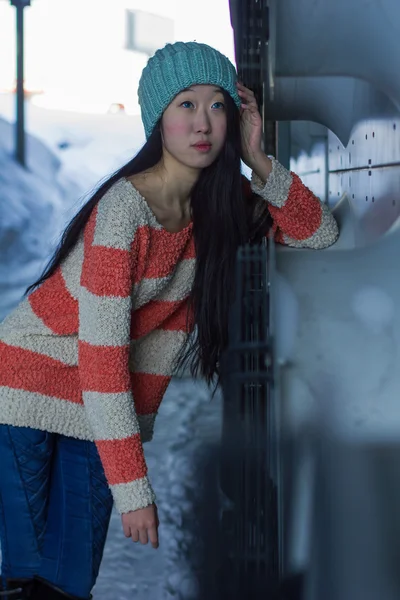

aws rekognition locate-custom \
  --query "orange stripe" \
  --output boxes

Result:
[29,268,78,335]
[81,203,134,296]
[162,301,194,333]
[268,174,322,241]
[131,372,171,415]
[0,342,81,402]
[181,235,195,260]
[134,227,194,282]
[81,245,133,297]
[130,299,191,339]
[96,434,147,485]
[78,341,131,392]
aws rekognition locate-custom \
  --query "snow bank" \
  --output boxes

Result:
[0,116,83,319]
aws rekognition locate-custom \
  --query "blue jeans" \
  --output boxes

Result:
[0,425,113,598]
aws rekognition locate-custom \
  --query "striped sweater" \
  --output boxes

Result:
[0,157,338,513]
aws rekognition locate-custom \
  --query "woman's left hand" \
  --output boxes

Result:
[237,82,263,169]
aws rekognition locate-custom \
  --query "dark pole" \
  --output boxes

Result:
[11,0,31,168]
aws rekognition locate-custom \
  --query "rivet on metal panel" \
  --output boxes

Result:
[369,171,372,176]
[352,194,355,199]
[394,123,397,131]
[352,140,355,145]
[368,159,372,165]
[366,196,368,201]
[366,134,368,140]
[373,132,375,138]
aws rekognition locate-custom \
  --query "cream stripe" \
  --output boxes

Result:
[251,155,293,208]
[281,202,339,249]
[0,387,156,444]
[0,301,76,364]
[137,413,156,441]
[92,180,146,250]
[133,275,169,308]
[1,334,77,366]
[111,476,157,514]
[133,258,195,308]
[130,329,187,376]
[79,287,131,346]
[82,391,140,440]
[0,387,93,439]
[60,235,84,300]
[121,179,164,230]
[0,298,53,339]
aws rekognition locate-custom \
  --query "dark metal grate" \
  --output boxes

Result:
[230,0,269,103]
[230,0,276,157]
[219,240,279,598]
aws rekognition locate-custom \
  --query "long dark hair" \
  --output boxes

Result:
[26,90,271,384]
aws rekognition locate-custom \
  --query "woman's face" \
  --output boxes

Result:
[160,84,227,170]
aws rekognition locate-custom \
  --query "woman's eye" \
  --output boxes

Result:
[180,101,194,108]
[212,102,225,109]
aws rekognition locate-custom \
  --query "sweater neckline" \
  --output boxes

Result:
[122,177,193,236]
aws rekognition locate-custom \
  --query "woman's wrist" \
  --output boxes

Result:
[249,152,273,185]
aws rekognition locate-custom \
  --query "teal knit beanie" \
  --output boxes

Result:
[138,41,241,139]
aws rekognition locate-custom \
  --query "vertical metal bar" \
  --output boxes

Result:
[255,247,261,575]
[244,245,250,580]
[276,121,292,170]
[15,2,26,167]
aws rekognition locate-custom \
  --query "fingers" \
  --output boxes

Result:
[121,505,159,549]
[148,525,159,549]
[130,527,158,548]
[139,528,149,545]
[237,81,255,97]
[128,524,159,548]
[131,528,139,543]
[236,82,258,111]
[122,521,131,538]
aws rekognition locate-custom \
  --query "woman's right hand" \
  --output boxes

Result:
[121,504,160,549]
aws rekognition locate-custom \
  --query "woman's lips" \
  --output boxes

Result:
[192,143,212,153]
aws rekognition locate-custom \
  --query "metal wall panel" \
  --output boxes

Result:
[328,118,400,172]
[271,0,400,111]
[229,1,400,594]
[285,117,400,247]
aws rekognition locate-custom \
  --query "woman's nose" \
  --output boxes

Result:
[194,112,211,133]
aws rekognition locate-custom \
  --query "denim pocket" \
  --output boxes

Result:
[9,426,51,457]
[8,426,54,550]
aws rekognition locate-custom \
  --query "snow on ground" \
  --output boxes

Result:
[95,380,222,600]
[0,96,223,599]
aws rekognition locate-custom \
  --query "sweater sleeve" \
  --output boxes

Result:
[78,187,156,514]
[250,155,339,249]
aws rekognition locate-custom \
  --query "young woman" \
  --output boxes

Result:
[0,41,339,599]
